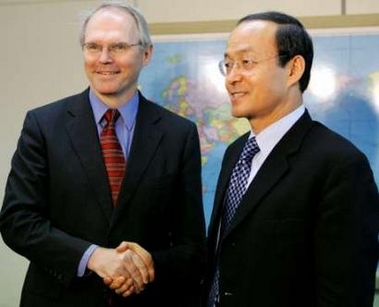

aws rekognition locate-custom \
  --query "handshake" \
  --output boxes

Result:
[87,241,155,297]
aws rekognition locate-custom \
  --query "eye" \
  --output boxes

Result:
[241,59,255,70]
[110,43,128,52]
[223,60,234,72]
[84,43,101,52]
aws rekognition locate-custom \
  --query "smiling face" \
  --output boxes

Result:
[83,7,152,106]
[224,20,302,133]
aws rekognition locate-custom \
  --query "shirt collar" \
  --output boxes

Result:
[252,105,305,155]
[89,89,139,131]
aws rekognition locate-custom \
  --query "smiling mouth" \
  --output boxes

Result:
[231,92,246,99]
[97,71,119,75]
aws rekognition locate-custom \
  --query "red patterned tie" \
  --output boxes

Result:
[100,109,126,206]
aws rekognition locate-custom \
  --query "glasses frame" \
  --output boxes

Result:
[218,54,288,76]
[82,41,141,56]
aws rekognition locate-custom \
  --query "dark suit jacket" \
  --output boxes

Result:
[205,110,379,307]
[0,89,206,307]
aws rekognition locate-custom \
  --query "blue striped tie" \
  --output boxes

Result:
[208,137,260,307]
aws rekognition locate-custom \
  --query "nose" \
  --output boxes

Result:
[99,47,113,63]
[226,64,243,83]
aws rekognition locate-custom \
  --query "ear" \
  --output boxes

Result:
[287,55,305,88]
[142,44,153,66]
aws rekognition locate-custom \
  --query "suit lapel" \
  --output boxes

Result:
[223,111,314,238]
[112,94,163,222]
[208,134,248,239]
[64,89,113,221]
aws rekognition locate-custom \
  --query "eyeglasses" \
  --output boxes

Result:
[82,42,141,55]
[218,54,288,76]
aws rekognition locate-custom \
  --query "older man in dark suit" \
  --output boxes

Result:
[0,2,205,307]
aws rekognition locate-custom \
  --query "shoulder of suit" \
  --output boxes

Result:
[305,120,365,159]
[29,90,88,115]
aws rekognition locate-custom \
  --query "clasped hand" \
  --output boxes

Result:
[87,241,155,297]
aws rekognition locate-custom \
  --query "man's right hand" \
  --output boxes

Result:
[87,247,135,295]
[88,242,155,297]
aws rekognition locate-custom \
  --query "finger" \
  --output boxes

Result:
[131,277,146,293]
[133,277,146,293]
[103,276,112,286]
[125,242,155,282]
[121,285,136,297]
[116,241,129,253]
[130,251,150,284]
[108,276,126,290]
[121,250,145,290]
[114,278,134,295]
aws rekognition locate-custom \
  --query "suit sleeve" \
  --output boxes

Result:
[0,111,91,287]
[315,150,379,306]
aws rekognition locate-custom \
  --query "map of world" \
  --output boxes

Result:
[139,30,379,226]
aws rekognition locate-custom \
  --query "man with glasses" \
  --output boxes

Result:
[205,11,379,307]
[0,2,205,307]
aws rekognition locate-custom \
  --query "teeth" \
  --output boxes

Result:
[98,72,117,75]
[232,93,245,98]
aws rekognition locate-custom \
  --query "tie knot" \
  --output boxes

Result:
[240,137,260,161]
[103,109,120,125]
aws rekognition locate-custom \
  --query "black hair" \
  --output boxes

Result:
[238,11,314,92]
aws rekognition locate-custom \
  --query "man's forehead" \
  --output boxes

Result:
[224,45,255,58]
[226,21,277,53]
[87,7,135,29]
[85,8,138,39]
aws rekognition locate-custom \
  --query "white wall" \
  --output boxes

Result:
[0,1,378,306]
[139,0,341,22]
[0,2,97,306]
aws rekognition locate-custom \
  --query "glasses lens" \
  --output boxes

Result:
[218,60,226,76]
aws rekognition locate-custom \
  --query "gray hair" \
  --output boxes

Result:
[79,1,152,48]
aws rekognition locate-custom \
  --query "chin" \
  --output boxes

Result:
[231,107,246,119]
[94,87,119,95]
